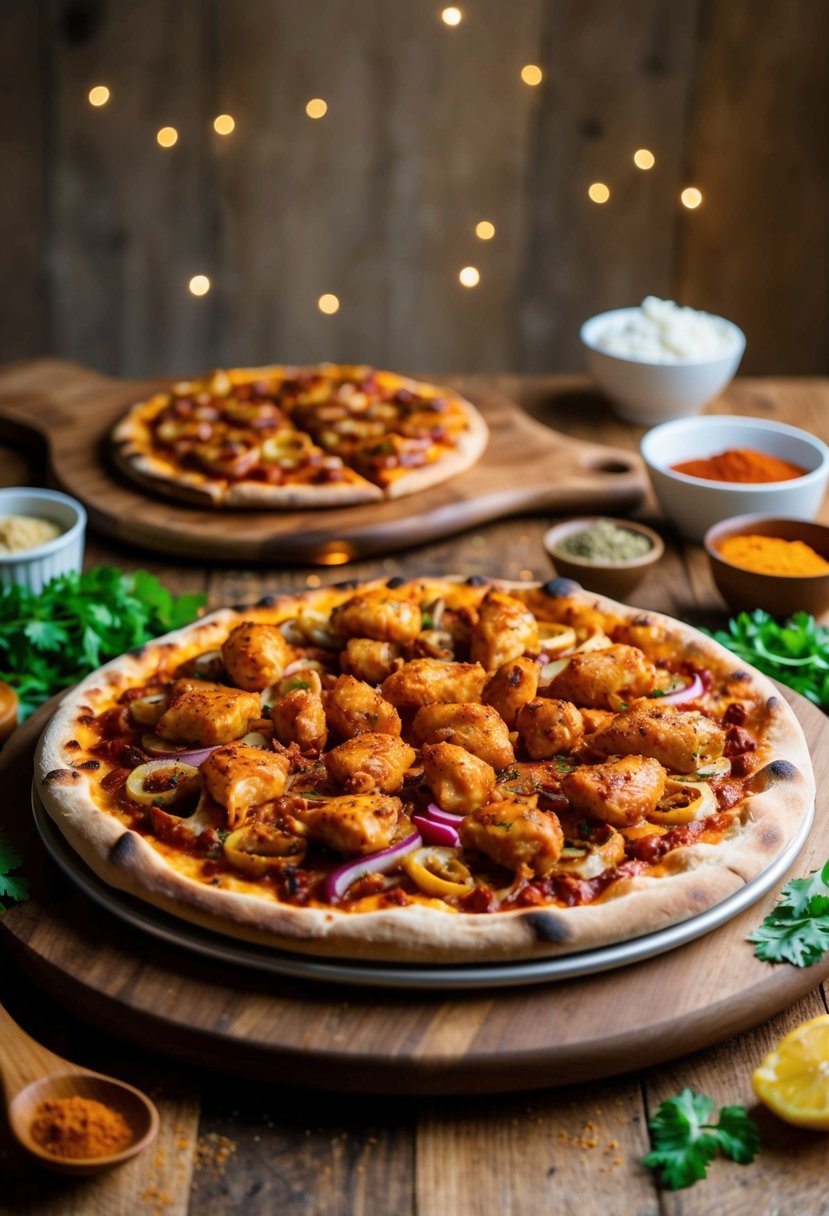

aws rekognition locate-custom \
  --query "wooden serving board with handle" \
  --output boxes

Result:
[2,688,828,1097]
[0,359,646,565]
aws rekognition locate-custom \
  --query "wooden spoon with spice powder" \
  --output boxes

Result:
[0,999,159,1175]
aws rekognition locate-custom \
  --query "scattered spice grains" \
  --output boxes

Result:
[30,1095,132,1159]
[194,1132,238,1176]
[554,1118,627,1173]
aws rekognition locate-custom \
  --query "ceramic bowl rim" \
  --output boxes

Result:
[543,516,665,571]
[0,487,87,566]
[703,513,829,582]
[580,306,746,368]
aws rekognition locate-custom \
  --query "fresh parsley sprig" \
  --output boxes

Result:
[705,610,829,707]
[748,858,829,967]
[0,567,205,720]
[0,827,29,907]
[642,1088,760,1190]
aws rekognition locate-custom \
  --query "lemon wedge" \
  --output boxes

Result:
[752,1015,829,1129]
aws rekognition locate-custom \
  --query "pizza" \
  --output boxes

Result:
[35,576,814,964]
[111,364,488,508]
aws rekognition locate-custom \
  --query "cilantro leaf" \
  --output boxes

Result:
[777,858,829,918]
[0,827,29,908]
[704,610,829,706]
[642,1088,759,1190]
[748,858,829,967]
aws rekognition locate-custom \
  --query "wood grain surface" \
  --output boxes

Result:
[1,369,829,1215]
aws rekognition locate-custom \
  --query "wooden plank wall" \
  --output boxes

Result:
[1,0,826,378]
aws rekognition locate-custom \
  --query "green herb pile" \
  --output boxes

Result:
[748,858,829,967]
[706,610,829,707]
[642,1088,760,1190]
[0,568,205,721]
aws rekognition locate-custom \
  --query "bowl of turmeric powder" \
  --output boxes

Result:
[704,515,829,618]
[641,416,829,541]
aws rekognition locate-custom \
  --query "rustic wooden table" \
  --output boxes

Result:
[1,373,828,1215]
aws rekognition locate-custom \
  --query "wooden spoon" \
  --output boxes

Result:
[0,1000,159,1175]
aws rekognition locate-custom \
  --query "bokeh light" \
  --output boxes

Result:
[475,220,495,240]
[157,126,179,148]
[188,275,211,296]
[681,187,703,209]
[588,182,610,204]
[318,293,340,314]
[306,98,328,119]
[88,85,110,107]
[459,266,480,287]
[633,148,655,170]
[213,114,235,135]
[521,65,543,86]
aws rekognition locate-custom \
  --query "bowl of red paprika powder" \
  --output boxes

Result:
[640,416,829,542]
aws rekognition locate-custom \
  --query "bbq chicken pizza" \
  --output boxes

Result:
[35,576,814,964]
[111,364,488,508]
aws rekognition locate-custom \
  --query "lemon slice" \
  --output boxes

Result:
[752,1015,829,1129]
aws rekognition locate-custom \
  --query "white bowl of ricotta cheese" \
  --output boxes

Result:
[580,297,746,425]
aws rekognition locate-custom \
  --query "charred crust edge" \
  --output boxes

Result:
[543,577,582,598]
[524,909,572,943]
[333,578,360,590]
[109,831,139,867]
[466,574,489,587]
[44,768,81,784]
[385,576,406,589]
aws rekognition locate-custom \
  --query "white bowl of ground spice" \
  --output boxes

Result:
[543,516,664,600]
[0,488,86,593]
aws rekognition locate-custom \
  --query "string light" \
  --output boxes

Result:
[681,186,703,209]
[306,98,328,119]
[188,275,211,296]
[588,182,610,204]
[157,126,178,148]
[213,114,235,135]
[88,85,110,107]
[459,266,480,287]
[633,148,655,170]
[475,220,495,240]
[318,293,340,314]
[441,6,462,25]
[521,64,543,86]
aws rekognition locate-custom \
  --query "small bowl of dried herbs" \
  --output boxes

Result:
[543,516,664,600]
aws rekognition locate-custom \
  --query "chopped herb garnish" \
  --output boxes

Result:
[747,858,829,967]
[642,1088,759,1190]
[577,819,592,840]
[0,827,29,907]
[704,609,829,707]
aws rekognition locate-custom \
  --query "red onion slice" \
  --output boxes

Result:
[412,815,460,847]
[324,831,422,904]
[425,801,465,827]
[142,733,221,767]
[658,672,705,706]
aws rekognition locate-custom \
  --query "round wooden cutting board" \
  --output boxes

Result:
[0,360,645,565]
[2,690,828,1097]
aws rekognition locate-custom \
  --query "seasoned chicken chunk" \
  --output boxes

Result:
[516,698,584,760]
[201,743,291,829]
[560,755,667,828]
[340,637,403,684]
[325,674,401,738]
[546,644,656,709]
[331,590,422,644]
[470,590,540,672]
[421,742,496,815]
[483,657,539,728]
[590,704,725,773]
[381,659,487,708]
[324,732,416,794]
[271,688,327,756]
[298,794,402,856]
[459,796,564,876]
[155,679,260,747]
[412,702,514,769]
[221,622,291,691]
[580,708,615,735]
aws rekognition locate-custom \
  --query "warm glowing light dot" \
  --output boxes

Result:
[306,574,322,588]
[521,64,543,86]
[157,126,178,148]
[441,6,462,25]
[306,98,328,119]
[459,266,480,288]
[588,182,610,204]
[475,220,495,241]
[318,550,351,565]
[318,293,340,314]
[88,85,110,107]
[213,113,235,135]
[681,186,703,209]
[188,275,211,296]
[633,148,655,170]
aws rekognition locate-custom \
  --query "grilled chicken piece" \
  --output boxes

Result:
[201,743,292,829]
[381,659,487,708]
[324,732,416,794]
[421,741,496,815]
[221,622,291,692]
[298,793,402,856]
[560,755,667,828]
[325,674,401,738]
[412,702,514,769]
[589,704,725,773]
[470,590,540,672]
[331,590,422,645]
[580,708,615,735]
[546,644,657,709]
[483,657,540,728]
[271,688,327,756]
[155,679,260,746]
[516,698,584,760]
[340,637,404,684]
[459,795,564,876]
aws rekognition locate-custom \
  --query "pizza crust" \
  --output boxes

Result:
[34,579,816,965]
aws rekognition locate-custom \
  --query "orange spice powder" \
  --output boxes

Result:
[30,1095,133,1159]
[718,534,829,576]
[672,448,807,483]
